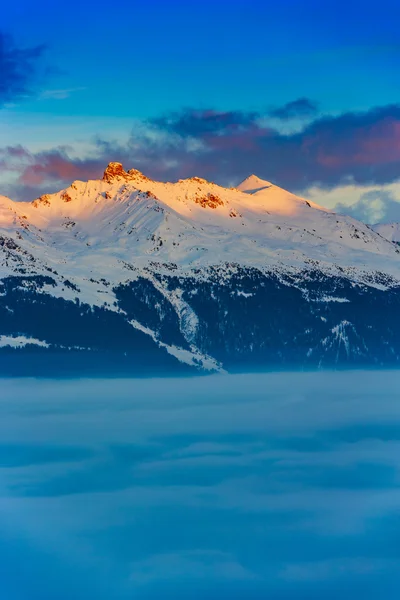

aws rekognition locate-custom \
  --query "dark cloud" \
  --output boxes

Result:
[148,103,400,191]
[142,103,400,191]
[269,97,319,120]
[0,32,45,106]
[3,103,400,202]
[149,108,261,138]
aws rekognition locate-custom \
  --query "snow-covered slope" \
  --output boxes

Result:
[372,222,400,244]
[1,162,399,281]
[1,162,400,374]
[237,174,327,214]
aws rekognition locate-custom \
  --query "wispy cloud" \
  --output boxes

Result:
[0,31,46,106]
[39,87,86,101]
[130,550,257,584]
[279,558,400,582]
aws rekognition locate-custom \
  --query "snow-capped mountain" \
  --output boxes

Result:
[1,162,400,375]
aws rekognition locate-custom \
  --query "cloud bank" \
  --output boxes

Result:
[1,371,400,599]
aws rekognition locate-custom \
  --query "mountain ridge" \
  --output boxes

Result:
[1,162,398,272]
[1,162,400,375]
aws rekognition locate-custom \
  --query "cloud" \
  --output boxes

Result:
[269,97,319,120]
[0,145,105,199]
[143,103,400,191]
[39,87,86,101]
[335,189,400,224]
[0,32,45,106]
[279,558,399,582]
[130,550,257,584]
[149,108,261,138]
[0,443,93,468]
[2,372,400,598]
[4,102,400,205]
[305,181,400,224]
[18,147,101,186]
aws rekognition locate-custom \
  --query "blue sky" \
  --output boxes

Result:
[2,0,400,221]
[3,0,400,118]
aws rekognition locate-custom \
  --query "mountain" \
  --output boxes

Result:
[372,222,400,245]
[1,162,400,375]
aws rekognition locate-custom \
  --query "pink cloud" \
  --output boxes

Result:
[3,102,400,201]
[19,152,101,186]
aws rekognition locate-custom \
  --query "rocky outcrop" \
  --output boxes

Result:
[194,193,224,209]
[102,162,129,183]
[102,163,150,184]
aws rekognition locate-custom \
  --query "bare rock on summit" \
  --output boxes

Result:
[103,162,149,184]
[102,162,128,183]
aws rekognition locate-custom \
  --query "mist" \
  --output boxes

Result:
[1,371,400,599]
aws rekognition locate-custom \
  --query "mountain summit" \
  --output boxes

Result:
[237,174,274,193]
[1,164,400,375]
[102,161,130,182]
[102,162,149,184]
[237,174,326,215]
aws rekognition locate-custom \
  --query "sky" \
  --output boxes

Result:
[1,371,400,599]
[2,0,400,222]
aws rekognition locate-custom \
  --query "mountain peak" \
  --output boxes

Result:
[237,174,274,194]
[102,162,149,184]
[127,167,150,182]
[103,162,128,183]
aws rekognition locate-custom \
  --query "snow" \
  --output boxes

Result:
[128,319,223,372]
[372,222,400,243]
[1,166,399,296]
[237,174,327,215]
[1,162,400,368]
[236,174,274,194]
[1,165,399,289]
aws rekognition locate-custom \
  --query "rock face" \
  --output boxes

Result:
[194,193,224,209]
[102,162,129,183]
[102,162,150,185]
[1,165,400,375]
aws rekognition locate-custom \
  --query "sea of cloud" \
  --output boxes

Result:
[1,371,400,599]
